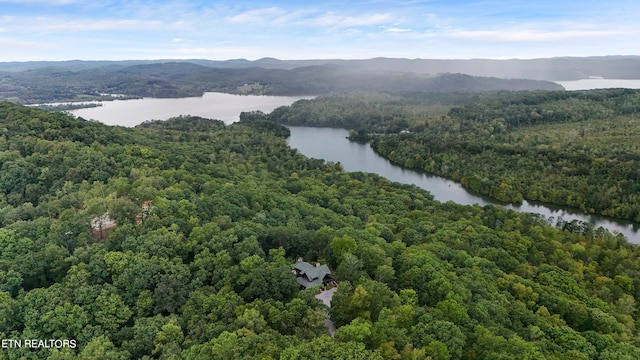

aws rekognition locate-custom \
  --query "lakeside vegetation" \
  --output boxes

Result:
[2,101,640,359]
[32,103,103,112]
[268,89,640,222]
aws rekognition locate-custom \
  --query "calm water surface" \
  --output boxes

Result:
[70,92,308,126]
[287,126,640,243]
[556,79,640,91]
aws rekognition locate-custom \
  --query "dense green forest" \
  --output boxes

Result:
[2,101,640,359]
[0,61,561,104]
[261,92,484,134]
[267,89,640,222]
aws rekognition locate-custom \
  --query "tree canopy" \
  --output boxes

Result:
[1,101,640,359]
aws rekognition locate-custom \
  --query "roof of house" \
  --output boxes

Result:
[294,261,332,289]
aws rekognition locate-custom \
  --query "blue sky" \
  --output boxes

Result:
[0,0,638,61]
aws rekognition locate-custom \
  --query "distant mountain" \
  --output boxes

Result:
[0,60,562,103]
[160,56,640,81]
[342,56,640,81]
[208,56,640,81]
[2,56,640,80]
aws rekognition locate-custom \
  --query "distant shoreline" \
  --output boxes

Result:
[555,78,640,90]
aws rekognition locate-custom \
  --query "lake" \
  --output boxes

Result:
[70,92,308,126]
[286,126,640,243]
[556,79,640,91]
[70,93,640,243]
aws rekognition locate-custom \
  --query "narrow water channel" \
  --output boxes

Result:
[286,126,640,243]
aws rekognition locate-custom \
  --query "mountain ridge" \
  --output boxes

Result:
[2,56,640,80]
[0,60,563,104]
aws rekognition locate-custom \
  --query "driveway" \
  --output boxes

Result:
[315,287,337,307]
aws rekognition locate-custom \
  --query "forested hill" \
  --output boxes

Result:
[0,61,562,104]
[2,101,640,359]
[265,89,640,222]
[369,89,640,222]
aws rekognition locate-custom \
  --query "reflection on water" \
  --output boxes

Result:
[287,126,640,243]
[70,92,308,126]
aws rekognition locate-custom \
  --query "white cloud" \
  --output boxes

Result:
[168,46,265,60]
[0,0,80,3]
[312,12,394,27]
[0,36,36,47]
[15,19,165,32]
[2,1,639,61]
[226,7,290,25]
[447,29,623,42]
[384,27,411,33]
[224,7,395,32]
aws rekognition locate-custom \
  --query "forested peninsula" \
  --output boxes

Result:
[2,101,640,359]
[266,89,640,222]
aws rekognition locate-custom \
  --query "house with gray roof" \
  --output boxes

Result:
[293,261,335,290]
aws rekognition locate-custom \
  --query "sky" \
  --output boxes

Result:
[0,0,639,61]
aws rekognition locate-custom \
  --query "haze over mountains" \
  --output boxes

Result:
[3,56,639,79]
[195,56,640,81]
[2,56,640,104]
